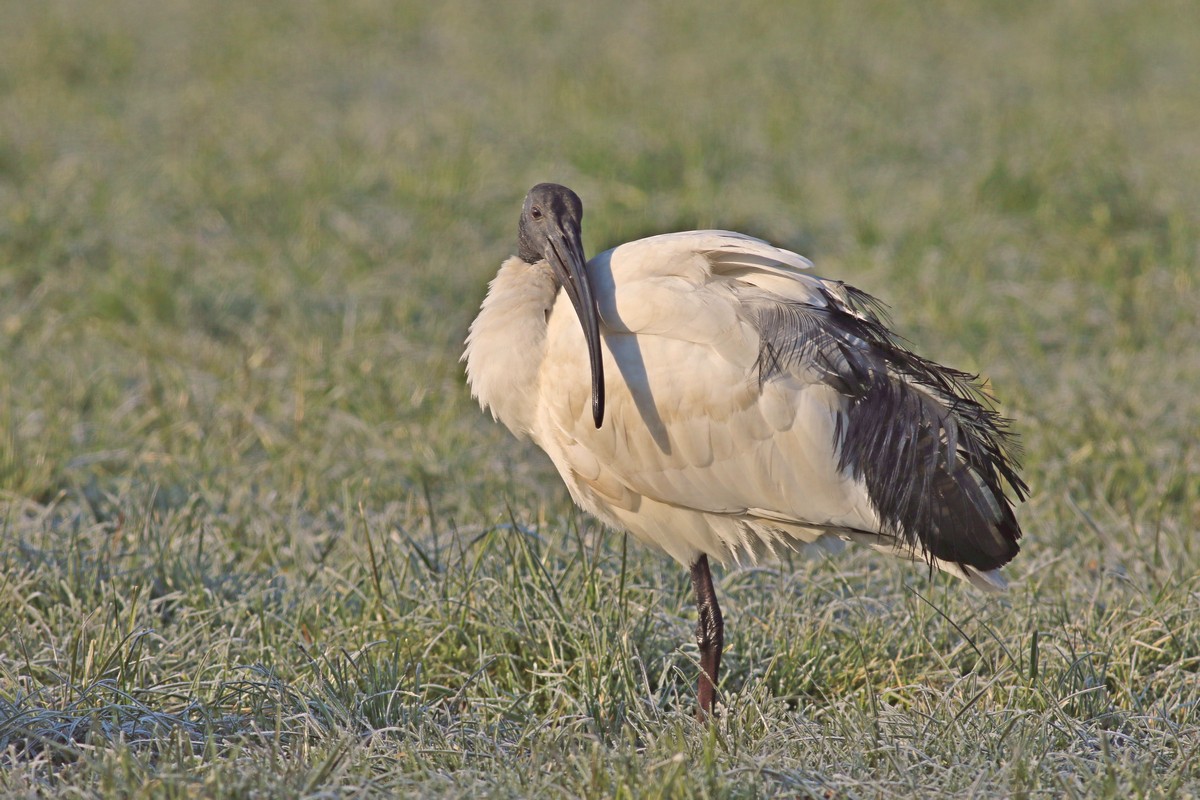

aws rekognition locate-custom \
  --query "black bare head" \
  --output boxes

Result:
[519,183,583,264]
[516,183,604,428]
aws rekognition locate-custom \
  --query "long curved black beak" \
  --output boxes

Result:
[544,222,605,428]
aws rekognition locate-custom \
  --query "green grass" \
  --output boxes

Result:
[2,0,1199,795]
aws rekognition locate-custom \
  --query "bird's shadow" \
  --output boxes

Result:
[605,335,672,455]
[588,254,672,456]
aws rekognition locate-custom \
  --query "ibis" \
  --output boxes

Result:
[464,183,1027,718]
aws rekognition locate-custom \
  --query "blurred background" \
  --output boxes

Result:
[2,0,1196,517]
[1,0,1198,794]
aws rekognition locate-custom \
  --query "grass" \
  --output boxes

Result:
[1,0,1199,795]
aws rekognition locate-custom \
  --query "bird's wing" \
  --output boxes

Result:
[536,231,1025,575]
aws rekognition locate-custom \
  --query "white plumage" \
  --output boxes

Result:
[464,184,1026,718]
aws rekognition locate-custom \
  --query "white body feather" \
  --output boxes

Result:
[465,231,1007,590]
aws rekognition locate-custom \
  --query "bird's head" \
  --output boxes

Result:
[517,183,605,428]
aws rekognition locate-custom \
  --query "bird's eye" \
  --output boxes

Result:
[530,206,543,220]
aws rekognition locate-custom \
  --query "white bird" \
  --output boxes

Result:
[464,183,1027,719]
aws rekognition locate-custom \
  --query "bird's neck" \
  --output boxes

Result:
[464,256,558,438]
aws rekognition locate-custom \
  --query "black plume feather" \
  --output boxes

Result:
[747,281,1027,572]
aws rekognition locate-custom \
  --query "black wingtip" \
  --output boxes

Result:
[747,281,1026,574]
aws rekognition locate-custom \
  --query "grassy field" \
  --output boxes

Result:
[2,0,1199,796]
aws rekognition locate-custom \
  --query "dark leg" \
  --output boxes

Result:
[690,554,723,720]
